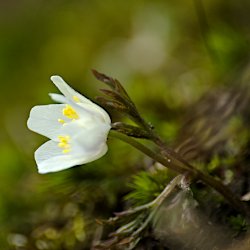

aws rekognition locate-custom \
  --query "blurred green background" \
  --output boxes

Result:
[1,0,250,249]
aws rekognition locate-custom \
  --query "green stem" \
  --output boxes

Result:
[110,130,189,174]
[109,130,249,217]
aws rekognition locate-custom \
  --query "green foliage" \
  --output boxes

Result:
[125,167,174,206]
[228,215,249,233]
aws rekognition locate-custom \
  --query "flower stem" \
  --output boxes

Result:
[109,130,249,217]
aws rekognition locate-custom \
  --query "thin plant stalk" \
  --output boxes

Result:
[109,130,249,217]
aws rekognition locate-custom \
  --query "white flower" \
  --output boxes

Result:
[27,76,111,174]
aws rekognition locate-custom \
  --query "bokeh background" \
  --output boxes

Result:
[1,0,250,249]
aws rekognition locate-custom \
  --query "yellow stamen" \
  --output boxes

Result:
[73,95,80,102]
[58,119,65,124]
[63,105,79,120]
[63,149,71,153]
[58,135,71,153]
[58,135,70,145]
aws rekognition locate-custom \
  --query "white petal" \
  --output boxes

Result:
[35,140,80,173]
[77,102,111,124]
[27,104,68,140]
[50,75,92,104]
[35,139,108,174]
[73,120,110,151]
[50,75,111,124]
[49,93,107,123]
[72,140,108,166]
[49,93,67,103]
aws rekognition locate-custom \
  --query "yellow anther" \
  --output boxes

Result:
[58,142,70,148]
[58,135,71,153]
[63,105,79,120]
[63,149,71,153]
[73,95,80,102]
[58,136,70,145]
[58,119,65,124]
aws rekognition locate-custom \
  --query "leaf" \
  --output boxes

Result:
[92,69,131,100]
[111,122,151,139]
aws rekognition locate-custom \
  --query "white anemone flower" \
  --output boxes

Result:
[27,76,111,174]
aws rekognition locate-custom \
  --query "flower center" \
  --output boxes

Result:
[58,135,71,153]
[63,105,79,120]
